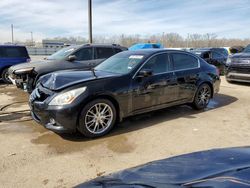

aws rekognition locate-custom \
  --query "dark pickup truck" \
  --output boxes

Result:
[9,44,127,93]
[190,48,227,74]
[225,44,250,83]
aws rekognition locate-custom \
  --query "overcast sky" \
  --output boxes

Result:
[0,0,250,42]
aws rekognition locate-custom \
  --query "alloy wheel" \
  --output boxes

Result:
[197,85,211,106]
[85,103,113,134]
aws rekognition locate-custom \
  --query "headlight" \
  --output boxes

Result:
[48,87,87,106]
[14,67,34,74]
[226,58,232,65]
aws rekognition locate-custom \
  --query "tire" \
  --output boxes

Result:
[1,68,11,84]
[78,99,117,138]
[192,83,212,110]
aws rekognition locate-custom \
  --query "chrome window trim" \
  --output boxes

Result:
[132,51,200,79]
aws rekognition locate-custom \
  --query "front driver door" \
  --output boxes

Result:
[131,53,178,113]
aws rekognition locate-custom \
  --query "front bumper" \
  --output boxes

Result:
[29,87,86,133]
[225,65,250,83]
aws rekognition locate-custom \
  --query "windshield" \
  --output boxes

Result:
[95,53,145,74]
[243,45,250,53]
[47,46,76,60]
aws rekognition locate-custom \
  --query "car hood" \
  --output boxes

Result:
[9,60,52,73]
[230,52,250,59]
[39,70,119,91]
[76,147,250,188]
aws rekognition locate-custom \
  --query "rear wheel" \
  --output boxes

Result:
[78,99,117,138]
[192,83,212,110]
[1,68,11,84]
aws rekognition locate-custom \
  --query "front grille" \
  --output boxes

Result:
[30,86,52,102]
[229,67,250,74]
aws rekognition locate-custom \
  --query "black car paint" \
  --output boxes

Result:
[191,49,227,74]
[9,44,127,92]
[30,50,220,134]
[76,147,250,188]
[225,48,250,83]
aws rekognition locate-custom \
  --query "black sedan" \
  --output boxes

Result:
[29,49,220,138]
[8,44,127,93]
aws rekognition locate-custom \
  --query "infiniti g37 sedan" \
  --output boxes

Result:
[29,49,220,138]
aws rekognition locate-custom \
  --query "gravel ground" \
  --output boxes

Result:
[0,77,250,187]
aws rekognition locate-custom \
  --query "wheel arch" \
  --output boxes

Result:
[78,94,121,124]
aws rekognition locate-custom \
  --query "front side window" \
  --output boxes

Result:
[142,53,169,74]
[73,47,93,61]
[96,47,114,59]
[172,53,199,71]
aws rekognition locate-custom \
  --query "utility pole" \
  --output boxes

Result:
[30,32,33,46]
[11,24,14,44]
[88,0,93,43]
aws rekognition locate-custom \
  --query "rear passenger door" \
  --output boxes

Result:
[94,47,115,66]
[72,47,100,68]
[170,52,200,101]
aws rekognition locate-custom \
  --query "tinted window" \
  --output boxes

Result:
[95,53,144,74]
[0,47,28,58]
[114,48,122,54]
[73,47,93,61]
[172,53,198,70]
[142,53,169,74]
[96,47,114,59]
[212,51,223,59]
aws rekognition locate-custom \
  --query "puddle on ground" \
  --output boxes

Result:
[0,120,47,134]
[31,133,135,154]
[206,99,219,110]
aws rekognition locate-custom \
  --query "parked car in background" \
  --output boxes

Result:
[190,48,227,74]
[196,47,229,58]
[0,45,30,83]
[29,49,220,138]
[229,46,245,54]
[225,44,250,83]
[129,43,163,50]
[9,44,127,93]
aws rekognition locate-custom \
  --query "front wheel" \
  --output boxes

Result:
[192,83,212,110]
[1,68,11,84]
[78,99,117,138]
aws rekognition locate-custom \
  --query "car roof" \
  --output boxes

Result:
[71,43,127,49]
[121,49,190,56]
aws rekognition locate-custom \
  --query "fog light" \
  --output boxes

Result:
[49,118,56,125]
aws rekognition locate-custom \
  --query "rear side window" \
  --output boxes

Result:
[114,48,122,54]
[0,47,29,58]
[142,53,169,74]
[96,47,114,59]
[73,47,93,61]
[172,53,199,71]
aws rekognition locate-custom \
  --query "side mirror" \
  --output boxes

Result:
[137,69,153,77]
[67,55,77,62]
